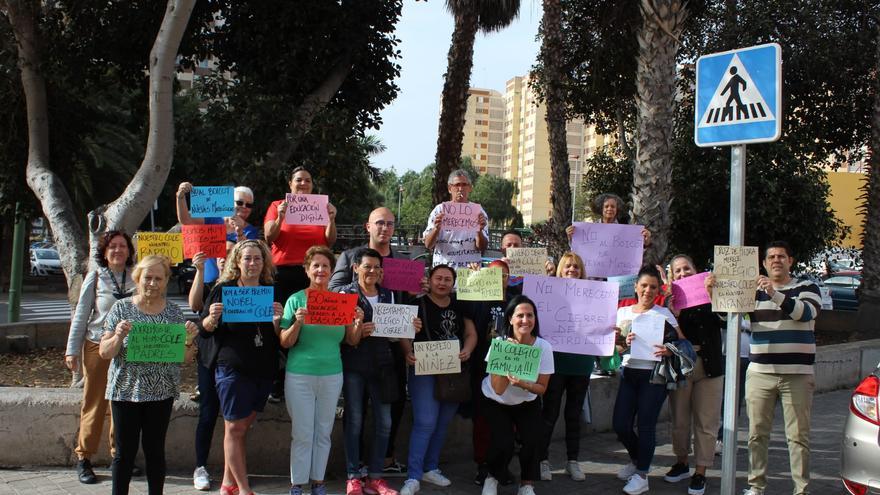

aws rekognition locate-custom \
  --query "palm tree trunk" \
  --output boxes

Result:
[857,20,880,334]
[433,5,479,205]
[631,0,688,265]
[542,0,572,230]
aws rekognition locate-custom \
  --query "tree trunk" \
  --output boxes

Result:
[541,0,571,229]
[7,0,89,297]
[857,20,880,335]
[433,6,479,205]
[631,0,687,265]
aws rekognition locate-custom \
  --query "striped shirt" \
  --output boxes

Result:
[749,278,821,374]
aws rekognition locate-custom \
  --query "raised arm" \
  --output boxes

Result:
[175,182,205,226]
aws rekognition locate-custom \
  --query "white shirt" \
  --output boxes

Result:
[481,337,555,405]
[617,305,678,370]
[423,203,490,268]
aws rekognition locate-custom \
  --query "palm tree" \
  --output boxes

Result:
[432,0,521,205]
[630,0,688,265]
[858,19,880,333]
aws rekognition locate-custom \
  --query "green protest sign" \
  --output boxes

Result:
[486,339,542,382]
[127,322,186,363]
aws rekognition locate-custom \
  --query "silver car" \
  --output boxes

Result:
[841,361,880,494]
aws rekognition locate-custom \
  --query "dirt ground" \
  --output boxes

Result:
[0,347,198,392]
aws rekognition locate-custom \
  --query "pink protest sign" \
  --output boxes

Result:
[380,258,425,293]
[569,222,644,278]
[284,194,329,225]
[440,202,481,231]
[522,275,618,356]
[671,272,712,311]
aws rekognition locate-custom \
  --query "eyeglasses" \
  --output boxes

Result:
[235,200,254,208]
[449,182,470,188]
[373,220,395,228]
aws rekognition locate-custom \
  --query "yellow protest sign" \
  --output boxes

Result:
[456,267,503,301]
[136,232,183,265]
[712,245,758,312]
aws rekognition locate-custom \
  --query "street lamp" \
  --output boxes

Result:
[397,183,404,220]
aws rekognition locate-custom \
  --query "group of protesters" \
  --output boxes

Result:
[63,167,820,495]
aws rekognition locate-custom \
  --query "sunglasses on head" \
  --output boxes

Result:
[235,200,254,208]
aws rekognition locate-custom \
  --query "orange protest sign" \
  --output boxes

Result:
[305,290,359,326]
[182,224,227,259]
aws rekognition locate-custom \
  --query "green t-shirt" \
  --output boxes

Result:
[280,289,345,376]
[553,351,595,376]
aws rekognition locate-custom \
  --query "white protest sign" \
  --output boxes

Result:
[630,313,665,361]
[371,303,418,339]
[506,247,548,275]
[414,340,461,375]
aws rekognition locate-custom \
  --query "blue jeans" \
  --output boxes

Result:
[406,368,458,481]
[195,362,220,467]
[612,367,668,472]
[344,370,392,478]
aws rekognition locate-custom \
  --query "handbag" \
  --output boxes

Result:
[420,299,471,403]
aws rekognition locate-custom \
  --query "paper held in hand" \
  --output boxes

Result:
[485,339,542,382]
[506,247,547,276]
[371,303,418,339]
[630,313,665,362]
[414,340,461,375]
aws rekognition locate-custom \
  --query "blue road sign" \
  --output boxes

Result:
[694,43,782,147]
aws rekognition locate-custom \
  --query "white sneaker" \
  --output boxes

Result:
[400,479,420,495]
[617,462,638,481]
[715,440,723,455]
[539,460,552,481]
[741,489,763,495]
[623,474,650,495]
[566,460,585,481]
[422,470,451,487]
[517,485,536,495]
[481,475,499,495]
[193,466,210,491]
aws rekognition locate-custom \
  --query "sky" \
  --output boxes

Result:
[372,1,542,174]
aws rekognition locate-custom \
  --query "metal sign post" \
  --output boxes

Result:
[694,43,782,495]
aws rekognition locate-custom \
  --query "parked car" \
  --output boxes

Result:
[841,361,880,495]
[29,248,63,276]
[823,274,861,311]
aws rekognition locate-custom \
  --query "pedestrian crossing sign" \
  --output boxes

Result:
[695,43,782,147]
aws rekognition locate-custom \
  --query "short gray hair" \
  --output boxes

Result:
[447,169,472,185]
[234,186,254,201]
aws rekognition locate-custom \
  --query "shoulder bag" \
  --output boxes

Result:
[421,299,471,403]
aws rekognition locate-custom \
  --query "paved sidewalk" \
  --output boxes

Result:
[0,389,851,494]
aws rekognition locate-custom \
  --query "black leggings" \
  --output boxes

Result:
[485,397,542,482]
[111,398,173,495]
[540,373,590,461]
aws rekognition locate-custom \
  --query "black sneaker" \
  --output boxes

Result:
[77,459,97,484]
[499,468,515,486]
[382,459,406,475]
[474,463,488,485]
[663,462,690,483]
[688,473,707,495]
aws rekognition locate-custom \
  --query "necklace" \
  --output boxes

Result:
[108,268,129,299]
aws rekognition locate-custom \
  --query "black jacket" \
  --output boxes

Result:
[676,303,724,377]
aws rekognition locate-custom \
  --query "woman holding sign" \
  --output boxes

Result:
[612,265,685,495]
[199,240,284,495]
[399,264,477,495]
[279,245,362,495]
[99,255,198,495]
[264,167,338,304]
[481,295,554,495]
[338,248,422,495]
[661,255,723,495]
[537,252,595,482]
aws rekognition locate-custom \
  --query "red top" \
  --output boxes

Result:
[264,199,328,266]
[618,285,668,308]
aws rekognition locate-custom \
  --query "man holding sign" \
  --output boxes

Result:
[423,169,489,268]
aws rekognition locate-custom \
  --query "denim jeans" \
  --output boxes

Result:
[344,370,392,477]
[285,372,344,485]
[406,368,458,481]
[612,367,668,472]
[195,361,220,467]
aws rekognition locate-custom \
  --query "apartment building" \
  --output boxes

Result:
[460,88,506,176]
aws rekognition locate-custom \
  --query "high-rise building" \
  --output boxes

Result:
[501,75,612,225]
[459,88,506,176]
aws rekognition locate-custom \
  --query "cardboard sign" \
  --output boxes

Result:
[712,245,759,312]
[570,222,644,278]
[440,202,482,231]
[284,193,330,225]
[305,290,358,326]
[485,339,542,382]
[671,272,712,310]
[126,322,186,363]
[630,313,666,361]
[506,247,548,276]
[182,224,227,259]
[371,303,418,339]
[222,286,274,322]
[608,274,638,300]
[523,275,618,356]
[190,186,234,218]
[414,340,461,375]
[136,232,183,265]
[381,258,425,293]
[456,267,504,301]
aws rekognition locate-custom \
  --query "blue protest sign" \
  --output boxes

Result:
[222,286,274,322]
[608,274,638,300]
[695,43,781,147]
[190,186,234,218]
